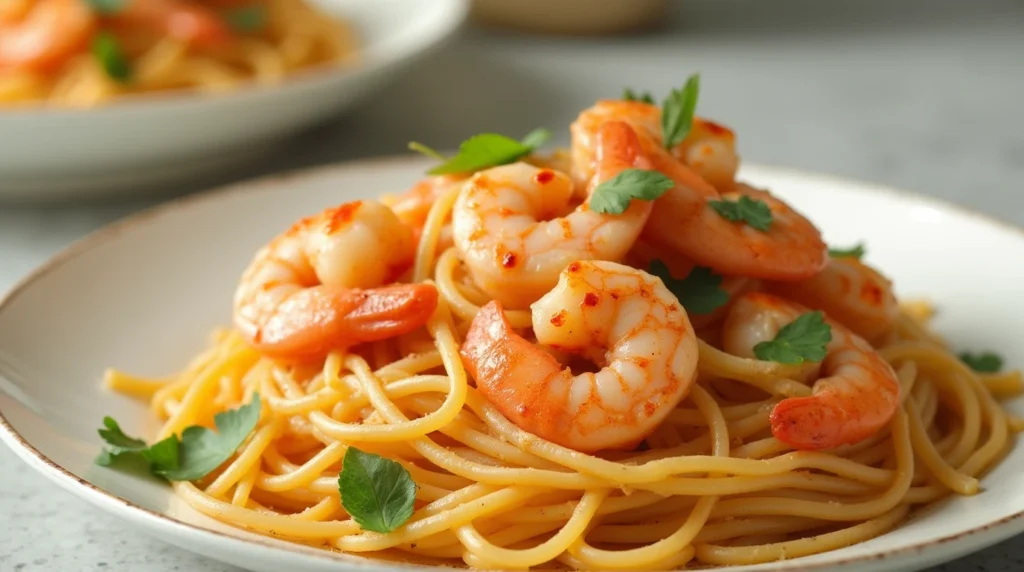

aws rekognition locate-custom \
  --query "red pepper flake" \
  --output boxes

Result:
[550,310,567,326]
[535,170,555,184]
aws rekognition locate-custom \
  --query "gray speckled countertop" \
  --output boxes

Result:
[2,0,1023,570]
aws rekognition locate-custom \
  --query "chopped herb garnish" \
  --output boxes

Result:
[661,73,701,149]
[85,0,125,14]
[753,311,832,364]
[96,394,261,481]
[589,169,675,215]
[225,5,267,33]
[409,129,551,175]
[338,447,416,534]
[828,243,866,259]
[623,88,655,104]
[708,195,773,232]
[91,32,131,82]
[649,261,729,315]
[959,351,1003,373]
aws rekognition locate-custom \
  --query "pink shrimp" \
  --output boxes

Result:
[452,120,656,309]
[380,174,468,246]
[722,292,900,450]
[461,260,699,453]
[624,236,758,330]
[647,182,828,281]
[572,100,827,280]
[233,200,438,361]
[768,256,899,342]
[110,0,231,48]
[0,0,96,72]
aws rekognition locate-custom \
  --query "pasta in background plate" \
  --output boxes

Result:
[0,0,357,108]
[97,76,1022,570]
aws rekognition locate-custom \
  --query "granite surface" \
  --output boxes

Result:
[1,0,1023,570]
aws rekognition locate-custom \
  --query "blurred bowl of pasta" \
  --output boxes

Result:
[0,0,469,202]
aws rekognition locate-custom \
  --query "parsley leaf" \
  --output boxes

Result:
[753,312,832,364]
[623,88,655,104]
[95,394,261,481]
[661,73,700,149]
[85,0,126,14]
[648,260,729,315]
[159,396,262,481]
[91,32,131,82]
[409,129,551,175]
[589,169,675,215]
[339,447,416,534]
[708,195,773,232]
[959,351,1003,373]
[828,243,866,259]
[225,6,267,33]
[95,417,179,473]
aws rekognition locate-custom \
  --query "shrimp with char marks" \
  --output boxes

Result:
[722,292,900,450]
[452,120,655,309]
[233,199,438,361]
[461,260,699,453]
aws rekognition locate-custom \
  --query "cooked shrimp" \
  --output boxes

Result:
[381,174,467,247]
[677,117,740,191]
[233,200,438,361]
[111,0,231,47]
[452,120,654,309]
[624,237,758,330]
[768,256,899,342]
[571,99,720,202]
[0,0,95,72]
[572,101,824,280]
[647,182,828,281]
[722,292,900,450]
[461,260,699,452]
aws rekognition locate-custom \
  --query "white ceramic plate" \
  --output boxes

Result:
[0,0,468,202]
[0,158,1021,572]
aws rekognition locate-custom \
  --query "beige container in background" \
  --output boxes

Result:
[471,0,668,35]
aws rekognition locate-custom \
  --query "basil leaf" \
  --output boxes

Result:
[338,447,416,534]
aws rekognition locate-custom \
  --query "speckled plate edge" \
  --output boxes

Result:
[0,156,1022,572]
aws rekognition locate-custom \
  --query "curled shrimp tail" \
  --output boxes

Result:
[254,283,438,360]
[771,396,859,450]
[461,301,571,438]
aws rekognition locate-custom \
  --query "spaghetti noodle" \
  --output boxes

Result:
[0,0,357,108]
[103,114,1021,568]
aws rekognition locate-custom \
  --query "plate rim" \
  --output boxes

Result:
[1,155,1022,571]
[0,0,470,118]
